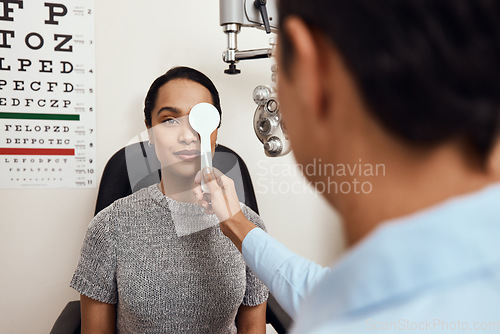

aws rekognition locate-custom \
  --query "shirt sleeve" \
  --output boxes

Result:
[240,204,269,306]
[69,208,117,304]
[242,227,331,319]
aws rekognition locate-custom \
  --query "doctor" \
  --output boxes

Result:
[195,0,500,332]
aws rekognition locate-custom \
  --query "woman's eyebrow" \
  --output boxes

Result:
[156,106,182,116]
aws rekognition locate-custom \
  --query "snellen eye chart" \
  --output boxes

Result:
[0,0,96,188]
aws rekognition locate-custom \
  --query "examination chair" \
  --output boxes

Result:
[50,141,292,334]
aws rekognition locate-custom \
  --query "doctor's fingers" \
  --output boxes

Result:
[202,167,236,194]
[202,168,241,222]
[193,170,218,215]
[203,167,237,189]
[193,174,204,201]
[194,168,225,193]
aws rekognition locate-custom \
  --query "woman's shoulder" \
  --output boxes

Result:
[87,184,164,234]
[239,203,267,232]
[90,185,160,225]
[102,184,159,213]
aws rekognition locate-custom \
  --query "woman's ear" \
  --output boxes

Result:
[211,129,218,145]
[145,121,154,145]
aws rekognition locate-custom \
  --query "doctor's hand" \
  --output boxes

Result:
[194,167,257,252]
[193,167,242,222]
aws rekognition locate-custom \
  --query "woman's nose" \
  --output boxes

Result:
[179,122,199,144]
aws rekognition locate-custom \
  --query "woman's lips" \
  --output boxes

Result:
[174,150,200,161]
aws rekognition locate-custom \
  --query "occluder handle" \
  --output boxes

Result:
[200,134,212,193]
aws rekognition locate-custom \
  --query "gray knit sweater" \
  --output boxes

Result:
[70,184,268,333]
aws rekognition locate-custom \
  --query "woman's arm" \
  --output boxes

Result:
[236,302,267,334]
[80,294,116,334]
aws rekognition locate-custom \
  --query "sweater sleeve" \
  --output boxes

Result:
[70,208,117,304]
[240,204,269,306]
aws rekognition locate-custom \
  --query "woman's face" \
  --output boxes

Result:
[148,78,218,178]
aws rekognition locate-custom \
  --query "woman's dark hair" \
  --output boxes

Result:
[144,66,222,127]
[279,0,500,165]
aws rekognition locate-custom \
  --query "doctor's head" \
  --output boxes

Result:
[276,0,500,197]
[144,66,222,178]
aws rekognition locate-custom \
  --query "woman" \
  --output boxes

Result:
[70,67,268,333]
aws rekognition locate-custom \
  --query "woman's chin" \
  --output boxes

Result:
[166,165,199,180]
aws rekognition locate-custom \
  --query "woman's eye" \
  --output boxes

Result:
[163,118,180,125]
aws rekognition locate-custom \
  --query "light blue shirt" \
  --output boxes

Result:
[243,183,500,333]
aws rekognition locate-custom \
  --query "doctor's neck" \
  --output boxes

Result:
[324,124,500,247]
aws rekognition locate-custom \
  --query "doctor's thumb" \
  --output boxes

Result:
[201,167,212,182]
[202,167,213,182]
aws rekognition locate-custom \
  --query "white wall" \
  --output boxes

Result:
[0,1,345,333]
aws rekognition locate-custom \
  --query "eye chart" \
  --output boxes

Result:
[0,0,96,188]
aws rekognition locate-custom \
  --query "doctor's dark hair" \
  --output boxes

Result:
[144,66,222,128]
[278,0,500,165]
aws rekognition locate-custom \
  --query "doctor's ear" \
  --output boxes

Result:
[281,17,327,122]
